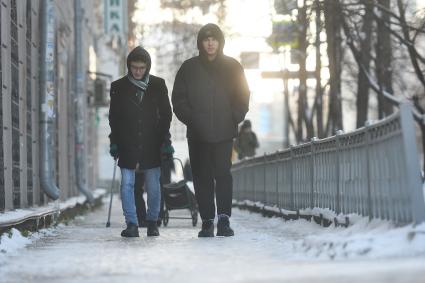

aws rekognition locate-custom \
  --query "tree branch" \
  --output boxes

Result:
[397,0,425,87]
[342,7,425,124]
[372,10,425,65]
[413,96,425,114]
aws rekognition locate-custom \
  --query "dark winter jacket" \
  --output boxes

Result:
[108,75,172,169]
[171,24,250,143]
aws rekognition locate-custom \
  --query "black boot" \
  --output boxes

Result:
[216,215,234,237]
[147,220,160,237]
[121,223,139,237]
[198,219,214,237]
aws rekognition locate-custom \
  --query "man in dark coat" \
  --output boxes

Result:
[109,46,172,237]
[172,23,250,237]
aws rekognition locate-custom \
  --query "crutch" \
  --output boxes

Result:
[106,158,118,227]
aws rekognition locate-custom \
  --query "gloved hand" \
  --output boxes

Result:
[109,144,119,160]
[161,143,174,162]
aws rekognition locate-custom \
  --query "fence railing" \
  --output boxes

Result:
[232,103,425,224]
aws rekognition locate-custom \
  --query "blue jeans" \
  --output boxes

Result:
[120,167,161,225]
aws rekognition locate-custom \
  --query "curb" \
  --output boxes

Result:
[233,201,350,228]
[0,190,106,236]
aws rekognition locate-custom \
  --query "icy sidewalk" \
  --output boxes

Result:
[0,196,424,283]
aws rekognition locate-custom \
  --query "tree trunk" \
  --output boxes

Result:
[324,0,343,135]
[376,0,394,118]
[298,0,312,141]
[315,0,324,138]
[356,0,374,128]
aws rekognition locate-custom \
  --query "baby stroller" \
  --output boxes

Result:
[161,158,198,227]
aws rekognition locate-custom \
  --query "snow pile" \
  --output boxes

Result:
[237,209,425,261]
[0,189,105,263]
[292,219,425,260]
[0,226,61,264]
[0,229,32,259]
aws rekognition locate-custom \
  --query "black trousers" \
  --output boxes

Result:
[188,139,233,220]
[134,171,147,224]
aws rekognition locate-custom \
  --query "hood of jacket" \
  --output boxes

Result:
[197,23,225,58]
[126,46,151,80]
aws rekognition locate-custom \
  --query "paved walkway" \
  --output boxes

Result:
[1,197,424,283]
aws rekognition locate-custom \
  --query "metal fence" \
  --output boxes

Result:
[232,104,425,224]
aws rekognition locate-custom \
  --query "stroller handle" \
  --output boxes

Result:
[172,157,185,179]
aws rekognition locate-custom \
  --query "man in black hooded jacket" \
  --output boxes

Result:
[172,23,250,237]
[109,46,173,237]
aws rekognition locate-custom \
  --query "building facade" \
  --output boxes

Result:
[0,0,106,211]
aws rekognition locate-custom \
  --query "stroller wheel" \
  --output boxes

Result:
[163,210,169,227]
[191,210,198,227]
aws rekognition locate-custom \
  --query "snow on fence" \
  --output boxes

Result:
[232,103,425,224]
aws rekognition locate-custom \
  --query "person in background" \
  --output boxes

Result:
[172,23,250,237]
[234,119,259,160]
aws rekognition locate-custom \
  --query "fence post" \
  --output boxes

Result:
[364,121,373,221]
[290,145,295,211]
[253,163,256,204]
[399,103,425,223]
[276,153,280,209]
[310,137,318,209]
[335,130,344,214]
[263,154,267,206]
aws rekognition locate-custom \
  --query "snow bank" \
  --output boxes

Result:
[0,228,32,256]
[0,190,105,264]
[235,208,425,261]
[0,226,61,265]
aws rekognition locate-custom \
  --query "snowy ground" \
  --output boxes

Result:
[0,196,424,283]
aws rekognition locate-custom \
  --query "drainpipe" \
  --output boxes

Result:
[74,0,94,203]
[39,0,60,200]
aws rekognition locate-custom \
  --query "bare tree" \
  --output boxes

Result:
[297,0,310,141]
[324,0,343,135]
[315,0,324,138]
[375,0,394,118]
[340,0,425,171]
[354,0,374,128]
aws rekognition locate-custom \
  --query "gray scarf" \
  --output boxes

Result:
[127,74,150,102]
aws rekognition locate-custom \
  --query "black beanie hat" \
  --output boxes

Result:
[126,46,151,77]
[197,23,225,55]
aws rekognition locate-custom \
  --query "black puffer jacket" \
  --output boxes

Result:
[172,24,250,143]
[109,48,172,169]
